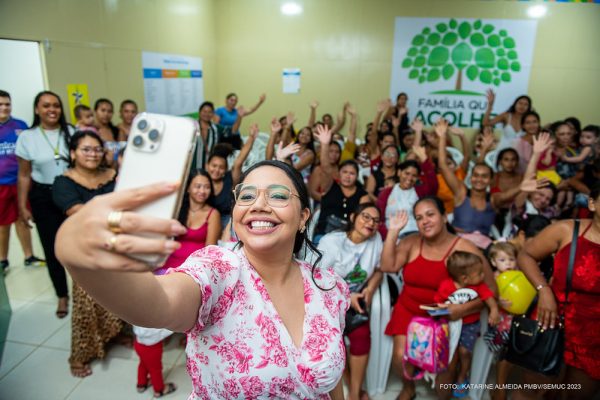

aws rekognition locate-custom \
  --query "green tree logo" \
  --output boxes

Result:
[402,19,521,92]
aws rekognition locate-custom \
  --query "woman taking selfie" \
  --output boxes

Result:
[54,160,348,399]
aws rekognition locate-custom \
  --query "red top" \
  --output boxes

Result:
[551,221,600,379]
[434,279,494,324]
[376,158,439,239]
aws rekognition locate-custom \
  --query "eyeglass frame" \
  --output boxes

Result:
[232,183,301,207]
[77,146,105,155]
[358,211,381,225]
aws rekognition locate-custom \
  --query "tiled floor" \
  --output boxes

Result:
[0,226,459,399]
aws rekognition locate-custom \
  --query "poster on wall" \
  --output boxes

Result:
[142,51,203,116]
[390,17,537,128]
[66,84,90,123]
[282,68,301,94]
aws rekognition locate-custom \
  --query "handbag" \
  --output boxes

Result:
[325,214,348,233]
[505,219,579,376]
[344,298,369,334]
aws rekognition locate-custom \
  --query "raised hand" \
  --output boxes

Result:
[411,145,427,163]
[391,116,401,128]
[449,127,465,137]
[486,89,496,107]
[343,101,350,112]
[388,210,409,232]
[249,123,259,139]
[434,118,449,138]
[276,141,301,161]
[270,117,282,135]
[377,99,392,113]
[313,124,332,145]
[521,177,549,192]
[259,93,266,103]
[346,104,356,116]
[410,117,424,132]
[481,130,496,151]
[533,131,552,154]
[310,100,319,110]
[286,111,296,126]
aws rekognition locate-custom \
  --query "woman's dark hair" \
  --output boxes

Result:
[295,126,316,153]
[225,93,237,100]
[413,196,456,234]
[396,92,408,101]
[119,99,137,110]
[564,117,581,135]
[207,143,233,167]
[235,160,328,289]
[520,110,541,128]
[379,120,393,134]
[399,129,415,152]
[93,98,118,140]
[30,91,71,150]
[590,182,600,201]
[345,202,380,233]
[178,169,214,226]
[381,144,399,157]
[68,130,105,168]
[507,95,532,114]
[399,160,421,174]
[199,101,215,112]
[496,148,519,168]
[339,159,359,174]
[513,214,551,238]
[473,161,495,178]
[329,141,342,165]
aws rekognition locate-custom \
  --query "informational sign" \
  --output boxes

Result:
[142,51,203,116]
[282,68,301,94]
[66,84,90,123]
[390,18,537,128]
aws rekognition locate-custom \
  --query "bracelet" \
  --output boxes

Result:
[536,283,548,291]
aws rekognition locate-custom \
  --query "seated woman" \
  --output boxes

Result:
[155,170,220,275]
[52,131,121,378]
[365,145,399,201]
[380,196,496,400]
[312,126,369,243]
[376,146,439,240]
[318,203,384,400]
[205,123,260,228]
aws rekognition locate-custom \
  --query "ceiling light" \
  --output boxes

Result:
[527,5,547,19]
[281,2,303,16]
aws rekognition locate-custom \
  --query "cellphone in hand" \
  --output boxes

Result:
[115,112,198,266]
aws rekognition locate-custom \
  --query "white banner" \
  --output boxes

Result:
[390,18,537,128]
[142,51,204,116]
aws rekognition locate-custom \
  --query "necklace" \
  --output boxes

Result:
[39,127,62,164]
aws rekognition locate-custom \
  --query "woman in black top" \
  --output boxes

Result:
[53,131,121,378]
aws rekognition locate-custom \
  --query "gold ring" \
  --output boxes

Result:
[107,211,123,233]
[105,235,119,251]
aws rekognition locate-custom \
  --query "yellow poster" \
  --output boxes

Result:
[66,84,90,123]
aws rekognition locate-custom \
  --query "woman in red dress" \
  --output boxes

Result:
[518,183,600,399]
[380,196,496,400]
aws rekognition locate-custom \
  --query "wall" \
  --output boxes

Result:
[1,0,598,131]
[213,0,600,134]
[0,0,217,123]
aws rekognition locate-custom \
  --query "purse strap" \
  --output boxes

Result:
[563,219,580,310]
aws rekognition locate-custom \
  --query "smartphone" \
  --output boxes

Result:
[115,112,198,266]
[419,303,450,317]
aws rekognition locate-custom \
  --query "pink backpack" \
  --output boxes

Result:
[403,316,449,380]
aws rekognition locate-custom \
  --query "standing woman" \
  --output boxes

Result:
[514,111,542,174]
[16,91,73,318]
[318,203,384,400]
[381,197,496,400]
[94,98,119,167]
[517,183,600,400]
[116,99,138,141]
[156,169,221,274]
[52,130,121,377]
[365,145,399,201]
[483,90,532,148]
[54,160,349,399]
[214,93,265,129]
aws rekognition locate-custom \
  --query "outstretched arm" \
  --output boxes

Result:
[244,93,266,116]
[347,104,357,145]
[435,118,465,203]
[313,125,335,193]
[450,127,470,171]
[308,100,318,128]
[265,117,282,161]
[232,123,259,185]
[482,89,507,127]
[330,102,349,135]
[379,211,409,273]
[561,146,592,164]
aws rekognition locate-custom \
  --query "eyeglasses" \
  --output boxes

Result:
[233,184,300,207]
[79,146,104,155]
[360,212,381,225]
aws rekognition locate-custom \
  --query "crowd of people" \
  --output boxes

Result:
[1,87,599,399]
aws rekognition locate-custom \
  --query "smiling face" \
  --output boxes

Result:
[297,127,312,145]
[398,166,418,190]
[471,165,492,192]
[522,114,540,136]
[199,104,214,123]
[514,97,530,114]
[529,187,554,210]
[35,94,62,128]
[351,207,380,241]
[120,103,137,125]
[226,95,238,110]
[95,102,113,126]
[71,135,104,170]
[414,199,447,239]
[207,156,227,182]
[232,166,309,255]
[397,94,408,108]
[555,124,573,148]
[188,174,212,206]
[0,96,11,122]
[381,146,399,168]
[499,150,518,173]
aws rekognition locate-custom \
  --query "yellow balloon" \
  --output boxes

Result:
[496,271,537,315]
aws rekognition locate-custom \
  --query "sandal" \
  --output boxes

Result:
[56,297,69,319]
[154,382,177,398]
[452,379,469,398]
[137,383,149,393]
[70,363,92,378]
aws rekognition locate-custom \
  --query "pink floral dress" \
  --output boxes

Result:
[169,245,350,399]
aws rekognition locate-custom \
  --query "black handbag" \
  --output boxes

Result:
[505,220,579,376]
[344,299,369,334]
[325,214,349,233]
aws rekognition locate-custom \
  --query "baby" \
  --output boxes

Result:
[73,104,97,133]
[435,251,499,398]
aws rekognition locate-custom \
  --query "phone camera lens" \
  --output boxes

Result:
[137,119,148,131]
[148,129,160,142]
[133,135,144,147]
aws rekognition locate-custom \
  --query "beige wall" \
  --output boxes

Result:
[1,0,598,131]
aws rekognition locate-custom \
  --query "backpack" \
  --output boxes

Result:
[403,316,450,380]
